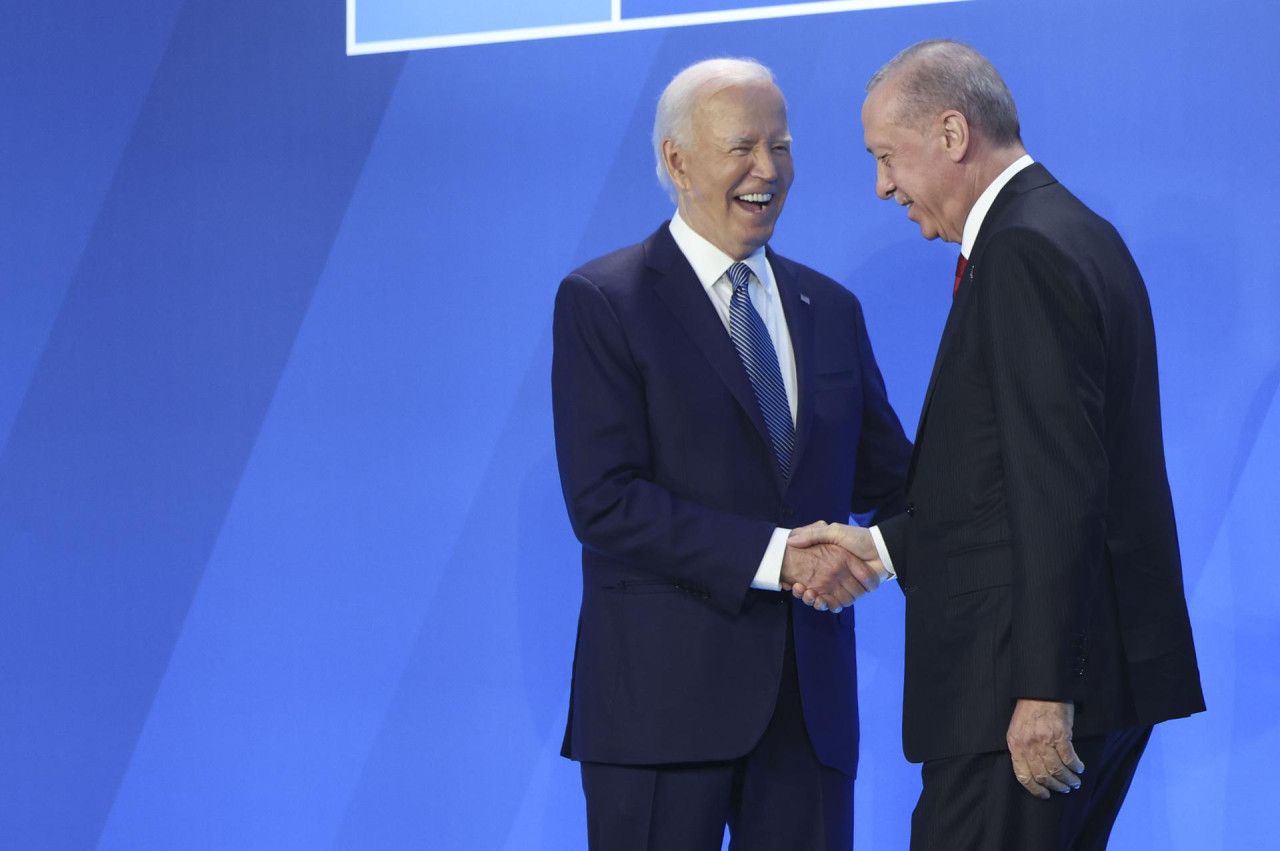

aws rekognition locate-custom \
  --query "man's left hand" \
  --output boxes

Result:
[1006,698,1084,799]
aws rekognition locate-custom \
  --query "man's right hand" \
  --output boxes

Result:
[780,536,880,613]
[783,522,887,612]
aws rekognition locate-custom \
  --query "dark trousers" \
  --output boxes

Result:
[910,725,1152,850]
[580,621,854,851]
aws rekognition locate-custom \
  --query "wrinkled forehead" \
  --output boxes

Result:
[690,81,790,134]
[862,76,904,123]
[874,70,948,136]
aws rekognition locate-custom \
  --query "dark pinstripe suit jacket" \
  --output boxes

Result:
[552,223,911,776]
[878,164,1205,763]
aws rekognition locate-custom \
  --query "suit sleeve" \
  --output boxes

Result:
[848,297,912,523]
[976,228,1108,702]
[551,272,775,614]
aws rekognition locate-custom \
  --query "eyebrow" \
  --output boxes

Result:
[726,134,794,145]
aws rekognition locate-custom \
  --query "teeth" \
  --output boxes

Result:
[737,193,773,204]
[896,196,911,207]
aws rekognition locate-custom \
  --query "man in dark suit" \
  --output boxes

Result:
[789,40,1205,849]
[551,58,912,850]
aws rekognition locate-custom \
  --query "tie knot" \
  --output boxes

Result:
[727,262,753,294]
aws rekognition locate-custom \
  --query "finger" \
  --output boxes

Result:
[787,523,836,548]
[1029,752,1072,795]
[818,595,843,614]
[787,521,828,536]
[1049,765,1081,791]
[1035,771,1071,794]
[833,565,868,603]
[1057,740,1086,777]
[1010,751,1049,800]
[1054,741,1084,789]
[845,558,881,594]
[786,521,825,543]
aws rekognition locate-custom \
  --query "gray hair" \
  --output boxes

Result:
[867,39,1021,146]
[653,58,780,200]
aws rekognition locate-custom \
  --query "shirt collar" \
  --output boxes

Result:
[961,154,1034,259]
[668,211,772,294]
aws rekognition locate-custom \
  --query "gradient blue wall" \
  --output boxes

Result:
[2,1,1275,848]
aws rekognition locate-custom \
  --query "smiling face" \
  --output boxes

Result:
[663,81,794,260]
[861,79,966,244]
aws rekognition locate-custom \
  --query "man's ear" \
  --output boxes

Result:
[939,110,969,163]
[662,137,689,191]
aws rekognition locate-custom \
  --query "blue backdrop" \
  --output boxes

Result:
[2,1,1276,848]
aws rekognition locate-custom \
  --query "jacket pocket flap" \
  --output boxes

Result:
[946,545,1013,596]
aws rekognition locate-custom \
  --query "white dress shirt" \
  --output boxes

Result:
[962,154,1034,260]
[667,212,796,590]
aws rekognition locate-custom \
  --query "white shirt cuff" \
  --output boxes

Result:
[869,525,897,581]
[751,527,790,590]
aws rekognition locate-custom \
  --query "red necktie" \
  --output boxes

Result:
[953,253,968,298]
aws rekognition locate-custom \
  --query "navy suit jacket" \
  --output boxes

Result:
[879,164,1205,763]
[552,223,911,777]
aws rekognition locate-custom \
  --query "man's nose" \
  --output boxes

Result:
[875,167,894,200]
[751,149,779,181]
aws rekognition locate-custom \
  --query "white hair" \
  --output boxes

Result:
[652,58,779,201]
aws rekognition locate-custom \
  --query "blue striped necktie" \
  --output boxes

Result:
[727,262,794,477]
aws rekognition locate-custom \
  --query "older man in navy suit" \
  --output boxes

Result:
[551,58,911,850]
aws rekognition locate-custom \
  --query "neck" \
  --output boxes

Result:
[956,142,1027,229]
[974,143,1027,191]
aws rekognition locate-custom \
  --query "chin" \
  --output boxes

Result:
[751,221,779,243]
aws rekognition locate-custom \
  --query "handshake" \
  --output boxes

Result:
[780,522,888,614]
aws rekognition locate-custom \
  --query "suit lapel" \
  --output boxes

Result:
[769,248,813,485]
[646,226,778,474]
[906,164,1059,483]
[914,266,973,440]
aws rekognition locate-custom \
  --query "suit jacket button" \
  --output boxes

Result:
[906,502,916,517]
